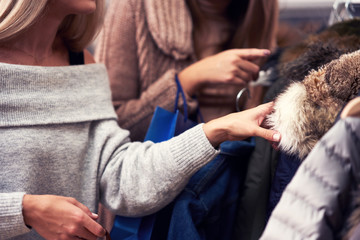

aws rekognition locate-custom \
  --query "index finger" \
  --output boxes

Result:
[83,214,107,238]
[67,198,106,237]
[69,198,95,218]
[232,48,271,60]
[254,101,275,117]
[254,127,281,142]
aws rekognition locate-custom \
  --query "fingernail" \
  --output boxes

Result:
[92,213,98,217]
[273,133,280,142]
[263,50,271,56]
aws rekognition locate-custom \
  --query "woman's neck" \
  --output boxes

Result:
[189,0,233,59]
[13,14,61,58]
[195,0,231,19]
[0,11,68,66]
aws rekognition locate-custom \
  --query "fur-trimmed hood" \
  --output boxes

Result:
[266,49,360,159]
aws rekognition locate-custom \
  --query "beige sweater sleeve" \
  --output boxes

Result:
[95,0,196,141]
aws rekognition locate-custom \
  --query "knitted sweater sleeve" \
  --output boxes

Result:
[95,0,196,141]
[0,192,31,239]
[97,123,218,217]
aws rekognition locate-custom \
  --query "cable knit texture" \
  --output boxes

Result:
[95,0,197,142]
[0,63,218,239]
[95,0,245,141]
[144,0,193,59]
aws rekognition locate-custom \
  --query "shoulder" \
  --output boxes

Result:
[84,49,96,64]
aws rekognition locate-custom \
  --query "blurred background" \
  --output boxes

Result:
[279,0,333,31]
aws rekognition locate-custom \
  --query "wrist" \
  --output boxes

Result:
[178,66,203,96]
[202,119,228,147]
[22,194,35,228]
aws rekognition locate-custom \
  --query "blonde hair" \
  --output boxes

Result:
[0,0,105,51]
[58,0,105,51]
[0,0,48,41]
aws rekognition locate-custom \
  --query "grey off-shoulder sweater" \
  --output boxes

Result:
[0,63,218,239]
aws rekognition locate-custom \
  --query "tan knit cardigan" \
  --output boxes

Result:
[95,0,242,141]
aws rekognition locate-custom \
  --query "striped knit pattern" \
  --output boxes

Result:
[95,0,197,142]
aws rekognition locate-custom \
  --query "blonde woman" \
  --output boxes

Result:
[0,0,280,239]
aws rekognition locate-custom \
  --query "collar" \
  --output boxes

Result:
[0,63,117,127]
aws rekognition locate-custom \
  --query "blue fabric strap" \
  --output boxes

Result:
[174,74,188,121]
[174,74,204,123]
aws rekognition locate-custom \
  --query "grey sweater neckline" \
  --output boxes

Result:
[0,63,117,127]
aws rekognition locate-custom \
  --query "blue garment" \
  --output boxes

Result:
[151,139,255,240]
[266,152,301,221]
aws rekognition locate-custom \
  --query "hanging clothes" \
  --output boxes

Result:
[261,111,360,239]
[234,19,360,240]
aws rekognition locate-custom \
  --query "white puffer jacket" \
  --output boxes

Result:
[261,116,360,240]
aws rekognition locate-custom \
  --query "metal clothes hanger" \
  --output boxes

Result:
[329,0,360,24]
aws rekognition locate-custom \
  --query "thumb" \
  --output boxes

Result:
[255,127,281,142]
